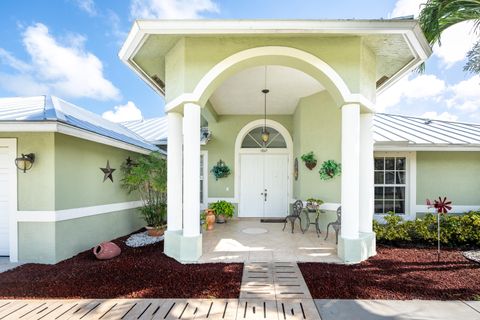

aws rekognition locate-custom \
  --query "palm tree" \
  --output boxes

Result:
[418,0,480,73]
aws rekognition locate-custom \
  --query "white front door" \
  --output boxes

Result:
[239,153,288,218]
[0,143,13,256]
[263,154,288,217]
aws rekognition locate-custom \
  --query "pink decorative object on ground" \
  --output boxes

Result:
[93,242,121,260]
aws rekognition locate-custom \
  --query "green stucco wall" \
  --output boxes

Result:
[417,151,480,206]
[1,132,146,263]
[0,132,55,211]
[293,91,342,203]
[18,208,143,263]
[159,36,377,103]
[202,115,293,199]
[54,133,139,210]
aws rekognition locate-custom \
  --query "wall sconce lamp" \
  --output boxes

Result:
[15,153,35,173]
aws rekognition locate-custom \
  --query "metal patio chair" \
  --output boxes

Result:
[325,206,341,244]
[283,200,304,234]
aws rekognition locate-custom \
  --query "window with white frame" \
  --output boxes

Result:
[374,156,407,214]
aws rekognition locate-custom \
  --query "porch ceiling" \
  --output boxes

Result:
[210,65,323,115]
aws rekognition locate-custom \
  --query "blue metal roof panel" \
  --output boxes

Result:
[0,96,158,152]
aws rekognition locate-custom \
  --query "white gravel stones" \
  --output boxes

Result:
[125,231,164,248]
[463,250,480,264]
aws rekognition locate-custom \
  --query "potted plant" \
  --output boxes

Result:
[141,203,167,236]
[301,152,317,170]
[306,198,324,212]
[210,200,235,223]
[120,152,167,237]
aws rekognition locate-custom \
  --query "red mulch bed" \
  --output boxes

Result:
[299,245,480,300]
[0,232,243,299]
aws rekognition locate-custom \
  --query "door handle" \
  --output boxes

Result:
[261,189,267,202]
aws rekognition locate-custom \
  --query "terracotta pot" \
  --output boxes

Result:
[93,242,121,260]
[205,209,216,230]
[305,161,317,170]
[146,226,165,237]
[216,214,226,224]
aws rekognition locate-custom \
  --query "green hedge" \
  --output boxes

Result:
[373,211,480,247]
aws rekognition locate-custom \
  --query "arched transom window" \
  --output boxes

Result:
[241,126,287,148]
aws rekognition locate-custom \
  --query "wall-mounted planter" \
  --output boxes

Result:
[211,159,231,181]
[301,152,317,170]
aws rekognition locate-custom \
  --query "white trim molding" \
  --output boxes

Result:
[415,205,480,214]
[163,46,375,113]
[0,138,18,262]
[17,200,143,222]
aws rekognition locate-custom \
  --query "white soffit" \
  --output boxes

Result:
[210,65,323,115]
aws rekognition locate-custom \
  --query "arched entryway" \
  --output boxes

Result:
[235,120,293,218]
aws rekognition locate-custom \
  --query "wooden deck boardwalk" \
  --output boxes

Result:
[0,298,319,319]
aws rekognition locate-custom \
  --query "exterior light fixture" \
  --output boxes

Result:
[15,153,35,173]
[261,66,270,143]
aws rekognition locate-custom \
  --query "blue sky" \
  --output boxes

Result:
[0,0,478,123]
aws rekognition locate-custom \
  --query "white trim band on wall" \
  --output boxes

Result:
[415,205,480,214]
[17,200,143,222]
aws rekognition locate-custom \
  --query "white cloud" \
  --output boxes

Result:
[0,48,31,72]
[421,111,458,122]
[390,0,425,18]
[0,23,120,101]
[130,0,219,19]
[102,101,143,122]
[433,21,478,68]
[74,0,97,16]
[376,74,446,111]
[446,75,480,112]
[0,73,50,96]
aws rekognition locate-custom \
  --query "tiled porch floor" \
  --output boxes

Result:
[199,218,342,263]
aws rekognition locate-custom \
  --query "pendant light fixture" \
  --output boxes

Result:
[261,66,270,143]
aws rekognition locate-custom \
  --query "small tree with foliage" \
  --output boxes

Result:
[121,152,167,228]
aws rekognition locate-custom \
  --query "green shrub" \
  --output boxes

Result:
[374,211,480,247]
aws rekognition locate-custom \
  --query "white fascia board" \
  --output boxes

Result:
[376,26,432,94]
[57,123,152,154]
[132,19,423,35]
[374,143,480,151]
[0,121,152,154]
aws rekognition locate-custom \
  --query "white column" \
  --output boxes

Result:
[341,103,360,239]
[183,103,201,237]
[359,113,374,233]
[167,112,183,231]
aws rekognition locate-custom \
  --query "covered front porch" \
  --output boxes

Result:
[199,218,342,263]
[119,20,431,265]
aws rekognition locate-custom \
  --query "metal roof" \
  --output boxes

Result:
[0,96,158,152]
[374,113,480,147]
[122,117,168,145]
[125,113,480,150]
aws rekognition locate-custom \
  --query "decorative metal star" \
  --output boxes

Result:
[100,160,116,182]
[125,156,135,168]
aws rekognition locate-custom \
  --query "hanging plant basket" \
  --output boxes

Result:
[211,159,231,181]
[319,160,341,180]
[301,152,317,170]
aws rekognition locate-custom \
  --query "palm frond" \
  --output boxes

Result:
[464,39,480,73]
